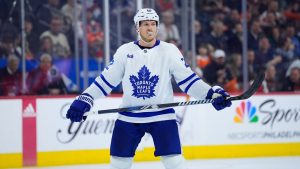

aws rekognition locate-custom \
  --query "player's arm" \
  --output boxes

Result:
[83,54,125,99]
[169,45,231,111]
[66,46,126,122]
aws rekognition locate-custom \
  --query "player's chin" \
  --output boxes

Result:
[147,37,155,42]
[142,37,154,43]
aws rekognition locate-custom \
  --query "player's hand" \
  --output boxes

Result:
[66,94,94,122]
[206,86,232,111]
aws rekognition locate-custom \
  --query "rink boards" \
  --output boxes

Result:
[0,94,300,168]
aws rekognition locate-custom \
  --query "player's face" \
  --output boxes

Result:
[138,20,158,42]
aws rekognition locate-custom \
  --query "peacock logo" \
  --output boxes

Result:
[234,101,259,123]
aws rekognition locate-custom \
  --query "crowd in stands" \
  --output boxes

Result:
[193,0,300,92]
[0,0,300,96]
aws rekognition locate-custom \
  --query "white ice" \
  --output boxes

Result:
[11,156,300,169]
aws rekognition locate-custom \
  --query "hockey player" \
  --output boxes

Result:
[66,8,232,169]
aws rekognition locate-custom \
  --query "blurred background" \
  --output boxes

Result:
[0,0,299,96]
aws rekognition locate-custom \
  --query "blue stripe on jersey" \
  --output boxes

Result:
[100,74,115,89]
[93,81,108,96]
[119,108,175,117]
[205,88,214,99]
[184,78,201,93]
[178,73,196,86]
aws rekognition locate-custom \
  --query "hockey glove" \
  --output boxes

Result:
[66,93,94,122]
[206,86,232,111]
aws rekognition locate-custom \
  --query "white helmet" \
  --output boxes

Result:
[133,8,159,27]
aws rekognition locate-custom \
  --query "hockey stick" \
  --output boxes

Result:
[84,71,265,116]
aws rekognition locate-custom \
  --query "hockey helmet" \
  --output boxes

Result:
[133,8,159,27]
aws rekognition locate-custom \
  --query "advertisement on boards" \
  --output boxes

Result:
[180,95,300,145]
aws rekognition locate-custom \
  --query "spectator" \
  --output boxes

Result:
[261,64,282,93]
[225,53,242,92]
[203,49,233,86]
[26,54,67,95]
[282,66,300,91]
[259,0,285,25]
[157,10,181,44]
[36,0,63,34]
[285,25,300,57]
[37,36,56,59]
[25,16,39,58]
[227,53,242,79]
[248,20,263,50]
[61,0,82,25]
[203,20,228,51]
[276,37,296,71]
[0,22,20,58]
[195,0,216,32]
[40,16,71,58]
[268,26,281,48]
[0,35,15,58]
[227,23,243,54]
[196,44,211,69]
[194,20,206,49]
[0,54,22,96]
[194,44,210,77]
[247,49,258,80]
[224,9,241,30]
[260,12,278,36]
[86,8,104,59]
[254,37,282,70]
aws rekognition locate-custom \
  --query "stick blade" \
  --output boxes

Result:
[230,71,265,101]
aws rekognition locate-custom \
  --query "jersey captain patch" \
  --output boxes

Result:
[129,65,159,100]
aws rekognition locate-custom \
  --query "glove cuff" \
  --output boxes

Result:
[76,93,94,107]
[206,86,226,99]
[211,85,222,91]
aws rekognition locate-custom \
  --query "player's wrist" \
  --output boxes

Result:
[76,93,94,108]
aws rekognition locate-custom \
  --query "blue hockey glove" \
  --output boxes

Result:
[206,86,232,111]
[66,93,94,122]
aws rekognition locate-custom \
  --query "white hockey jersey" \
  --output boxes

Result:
[84,40,211,123]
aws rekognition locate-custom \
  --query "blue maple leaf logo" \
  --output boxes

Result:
[129,65,159,99]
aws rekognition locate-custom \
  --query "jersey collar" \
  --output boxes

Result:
[134,40,160,50]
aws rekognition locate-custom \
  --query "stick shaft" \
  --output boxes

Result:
[85,71,265,116]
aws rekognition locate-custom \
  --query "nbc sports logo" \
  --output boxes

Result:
[234,101,259,123]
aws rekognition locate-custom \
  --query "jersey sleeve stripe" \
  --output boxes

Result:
[205,88,214,99]
[178,73,196,86]
[100,74,115,89]
[184,78,201,93]
[93,81,108,96]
